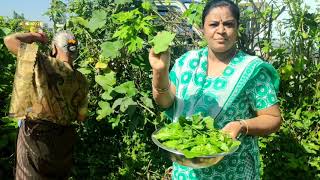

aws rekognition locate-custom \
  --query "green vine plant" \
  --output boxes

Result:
[0,0,318,179]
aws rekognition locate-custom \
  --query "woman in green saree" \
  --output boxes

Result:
[149,0,281,179]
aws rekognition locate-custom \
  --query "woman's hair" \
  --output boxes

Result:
[202,0,240,27]
[52,30,77,54]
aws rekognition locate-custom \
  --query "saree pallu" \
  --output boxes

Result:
[15,120,76,180]
[166,48,280,180]
[10,43,89,126]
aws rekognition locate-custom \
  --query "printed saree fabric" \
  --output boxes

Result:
[15,120,76,180]
[9,43,88,125]
[166,47,280,180]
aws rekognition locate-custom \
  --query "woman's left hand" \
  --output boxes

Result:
[221,121,242,140]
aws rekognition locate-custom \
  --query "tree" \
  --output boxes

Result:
[44,0,67,33]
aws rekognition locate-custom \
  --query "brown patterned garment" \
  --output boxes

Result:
[11,43,88,179]
[10,43,88,125]
[15,120,76,180]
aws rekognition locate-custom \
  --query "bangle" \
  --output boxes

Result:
[152,82,171,94]
[239,120,249,135]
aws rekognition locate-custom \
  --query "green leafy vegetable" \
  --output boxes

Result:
[153,113,241,158]
[150,31,176,54]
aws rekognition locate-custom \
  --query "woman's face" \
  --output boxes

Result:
[203,6,238,53]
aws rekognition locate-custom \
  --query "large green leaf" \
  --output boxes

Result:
[95,72,116,90]
[114,81,137,97]
[70,16,88,27]
[120,97,137,112]
[150,31,176,54]
[113,10,137,23]
[140,95,154,109]
[88,10,107,32]
[96,101,113,120]
[101,41,123,59]
[77,67,91,75]
[112,98,124,109]
[127,36,144,53]
[112,97,136,112]
[101,88,113,100]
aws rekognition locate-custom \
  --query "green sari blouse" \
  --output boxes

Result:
[165,47,280,180]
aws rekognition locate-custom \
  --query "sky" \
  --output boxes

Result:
[0,0,52,26]
[0,0,318,27]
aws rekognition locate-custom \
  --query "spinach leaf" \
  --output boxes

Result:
[154,113,241,158]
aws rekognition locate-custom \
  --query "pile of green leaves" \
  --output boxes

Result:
[154,114,241,158]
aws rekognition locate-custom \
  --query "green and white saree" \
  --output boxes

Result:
[166,47,280,180]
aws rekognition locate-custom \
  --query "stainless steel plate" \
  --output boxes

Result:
[151,128,239,168]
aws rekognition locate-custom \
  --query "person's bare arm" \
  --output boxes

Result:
[149,48,176,108]
[222,104,282,139]
[4,32,48,55]
[243,104,281,135]
[152,70,176,108]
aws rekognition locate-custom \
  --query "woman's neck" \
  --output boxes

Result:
[208,46,237,63]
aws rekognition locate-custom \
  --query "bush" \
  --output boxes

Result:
[0,0,319,179]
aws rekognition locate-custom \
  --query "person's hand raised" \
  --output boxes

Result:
[4,32,49,55]
[31,32,48,44]
[149,48,170,72]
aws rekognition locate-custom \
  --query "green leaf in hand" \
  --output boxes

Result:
[150,31,175,54]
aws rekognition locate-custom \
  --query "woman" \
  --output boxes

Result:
[149,0,281,179]
[5,31,88,179]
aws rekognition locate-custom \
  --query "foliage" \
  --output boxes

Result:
[0,117,18,180]
[63,0,176,179]
[154,114,240,158]
[44,0,67,32]
[0,16,22,180]
[0,0,319,179]
[257,0,320,179]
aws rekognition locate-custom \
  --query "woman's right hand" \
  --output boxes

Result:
[149,48,170,72]
[32,32,48,44]
[4,32,48,56]
[20,32,48,44]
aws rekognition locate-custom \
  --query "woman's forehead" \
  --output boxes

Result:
[205,6,235,21]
